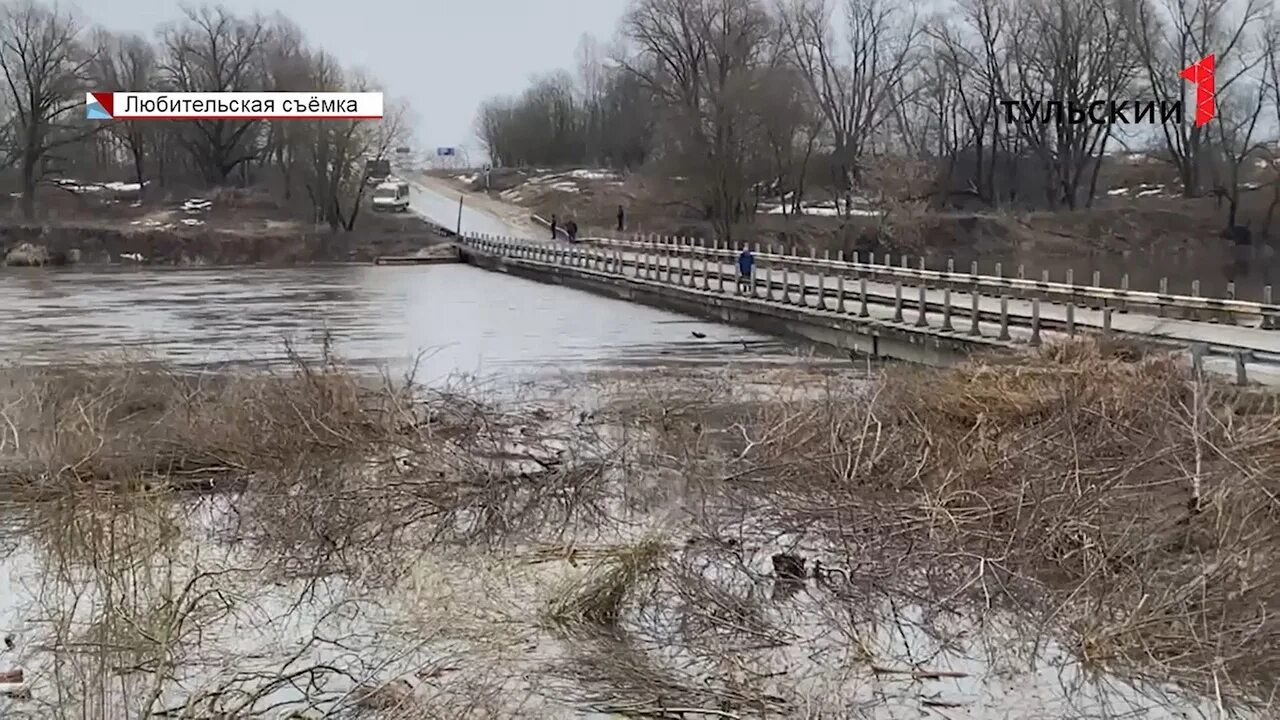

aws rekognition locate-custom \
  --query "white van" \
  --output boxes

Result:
[371,180,410,212]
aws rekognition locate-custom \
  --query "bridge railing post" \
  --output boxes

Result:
[859,278,869,317]
[893,282,904,322]
[999,297,1011,340]
[1066,301,1075,336]
[1029,299,1041,346]
[766,265,774,300]
[1235,350,1251,386]
[942,289,953,331]
[969,291,981,336]
[915,285,928,327]
[782,268,791,304]
[836,274,845,313]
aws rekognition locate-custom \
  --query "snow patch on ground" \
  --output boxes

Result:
[762,197,881,217]
[566,169,618,180]
[1108,183,1180,198]
[50,178,147,195]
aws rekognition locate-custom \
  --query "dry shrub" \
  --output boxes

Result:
[0,344,620,581]
[724,338,1280,701]
[0,348,419,496]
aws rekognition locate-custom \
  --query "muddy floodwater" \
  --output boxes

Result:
[0,264,1265,718]
[0,263,814,376]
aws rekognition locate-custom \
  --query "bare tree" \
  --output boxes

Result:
[1209,17,1273,232]
[297,52,407,231]
[261,15,309,201]
[779,0,922,216]
[928,0,1022,206]
[621,0,774,241]
[1004,0,1140,209]
[1260,15,1280,234]
[1127,0,1268,197]
[756,60,824,216]
[91,30,156,193]
[158,5,270,186]
[0,1,98,219]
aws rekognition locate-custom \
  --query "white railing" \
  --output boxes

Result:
[580,234,1279,328]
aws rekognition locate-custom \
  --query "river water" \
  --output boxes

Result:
[0,264,809,377]
[0,264,1260,718]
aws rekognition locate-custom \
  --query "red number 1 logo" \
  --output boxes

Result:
[1179,54,1216,127]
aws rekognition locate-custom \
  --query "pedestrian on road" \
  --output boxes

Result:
[550,214,558,240]
[736,247,755,293]
[565,219,579,243]
[617,205,625,232]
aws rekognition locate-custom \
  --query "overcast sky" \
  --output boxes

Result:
[79,0,631,160]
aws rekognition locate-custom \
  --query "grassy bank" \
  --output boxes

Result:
[0,339,1275,717]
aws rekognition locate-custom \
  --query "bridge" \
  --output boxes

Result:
[401,180,1280,385]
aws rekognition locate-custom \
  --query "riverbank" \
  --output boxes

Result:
[0,217,451,267]
[0,338,1274,717]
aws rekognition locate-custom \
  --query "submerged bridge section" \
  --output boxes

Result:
[452,234,1280,384]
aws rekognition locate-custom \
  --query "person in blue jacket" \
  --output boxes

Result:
[736,247,755,293]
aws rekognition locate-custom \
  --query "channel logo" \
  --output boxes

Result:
[85,92,113,120]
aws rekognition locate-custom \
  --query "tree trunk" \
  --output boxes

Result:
[20,152,37,220]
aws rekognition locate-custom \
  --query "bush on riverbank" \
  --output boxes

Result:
[672,337,1280,701]
[0,339,1277,715]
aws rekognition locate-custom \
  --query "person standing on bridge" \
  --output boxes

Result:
[617,205,625,232]
[550,214,558,240]
[565,218,579,243]
[736,246,755,294]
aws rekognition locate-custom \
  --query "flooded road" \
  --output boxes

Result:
[0,264,810,377]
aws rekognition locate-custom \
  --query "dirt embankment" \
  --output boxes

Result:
[0,221,449,267]
[0,183,451,267]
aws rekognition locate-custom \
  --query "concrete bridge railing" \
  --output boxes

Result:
[582,234,1280,329]
[456,233,1280,383]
